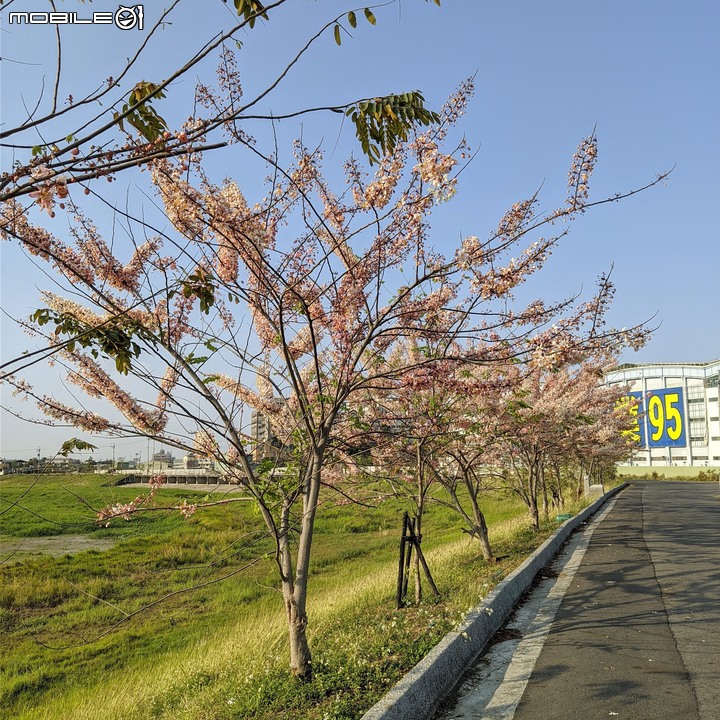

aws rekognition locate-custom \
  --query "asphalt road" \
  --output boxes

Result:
[435,481,720,720]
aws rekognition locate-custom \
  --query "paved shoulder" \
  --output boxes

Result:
[512,483,700,720]
[437,482,720,720]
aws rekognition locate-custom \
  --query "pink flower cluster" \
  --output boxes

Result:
[28,166,69,217]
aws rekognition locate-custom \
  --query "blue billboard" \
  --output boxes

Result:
[627,387,687,448]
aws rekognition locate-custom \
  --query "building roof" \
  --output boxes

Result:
[608,359,720,374]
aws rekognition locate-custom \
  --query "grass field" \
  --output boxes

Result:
[1,472,585,720]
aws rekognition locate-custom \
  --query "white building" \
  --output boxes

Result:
[605,360,720,467]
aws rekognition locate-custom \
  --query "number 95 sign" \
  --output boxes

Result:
[628,388,687,448]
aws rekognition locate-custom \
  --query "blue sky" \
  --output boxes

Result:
[1,0,718,460]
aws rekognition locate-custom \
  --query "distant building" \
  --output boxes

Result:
[605,359,720,467]
[152,449,174,466]
[250,410,284,463]
[182,453,199,469]
[182,453,215,471]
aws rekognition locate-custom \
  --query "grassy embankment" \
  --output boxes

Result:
[1,473,593,720]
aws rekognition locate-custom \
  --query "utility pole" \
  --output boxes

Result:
[112,444,116,473]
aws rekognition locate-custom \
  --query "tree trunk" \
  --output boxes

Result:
[468,488,494,561]
[474,521,494,561]
[527,456,541,530]
[576,461,585,499]
[277,446,325,681]
[286,591,312,680]
[459,459,495,562]
[529,502,540,531]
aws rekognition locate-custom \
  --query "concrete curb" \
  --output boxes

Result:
[360,483,628,720]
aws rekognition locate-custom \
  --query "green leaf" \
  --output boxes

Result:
[233,0,268,27]
[30,306,145,374]
[115,81,168,143]
[59,438,98,457]
[334,24,341,45]
[347,10,357,28]
[113,110,125,134]
[187,355,210,365]
[364,8,376,25]
[180,268,217,314]
[347,91,440,164]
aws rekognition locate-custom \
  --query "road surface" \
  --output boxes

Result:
[435,481,720,720]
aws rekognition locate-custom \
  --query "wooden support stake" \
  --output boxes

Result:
[396,512,408,609]
[402,513,414,602]
[416,541,440,598]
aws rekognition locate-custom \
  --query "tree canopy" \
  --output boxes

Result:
[0,0,659,682]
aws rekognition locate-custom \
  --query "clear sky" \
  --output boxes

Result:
[1,0,718,461]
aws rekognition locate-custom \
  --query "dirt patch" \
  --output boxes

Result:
[0,534,117,560]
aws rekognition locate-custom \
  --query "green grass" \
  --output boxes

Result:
[0,473,199,538]
[1,473,574,720]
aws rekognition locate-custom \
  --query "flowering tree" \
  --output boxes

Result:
[344,341,465,602]
[1,57,660,679]
[487,349,637,528]
[422,363,506,562]
[348,344,502,564]
[548,363,639,500]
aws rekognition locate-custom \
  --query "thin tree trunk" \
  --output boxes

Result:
[465,469,494,561]
[473,515,494,561]
[283,447,324,680]
[553,460,564,508]
[529,502,540,531]
[286,591,312,680]
[529,455,541,530]
[576,461,586,499]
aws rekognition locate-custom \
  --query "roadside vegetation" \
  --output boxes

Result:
[0,472,594,720]
[0,0,676,696]
[616,466,720,481]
